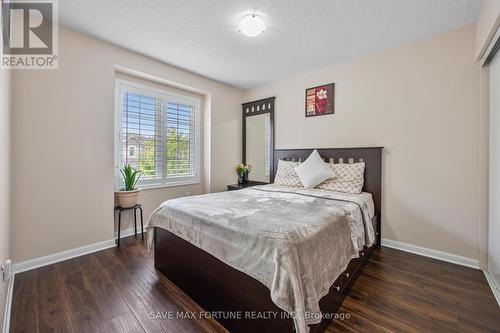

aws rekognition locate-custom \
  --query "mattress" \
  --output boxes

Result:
[146,184,375,333]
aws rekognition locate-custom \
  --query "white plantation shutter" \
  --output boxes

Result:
[121,91,164,183]
[115,80,200,188]
[166,101,196,177]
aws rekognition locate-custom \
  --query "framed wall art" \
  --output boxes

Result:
[305,83,335,117]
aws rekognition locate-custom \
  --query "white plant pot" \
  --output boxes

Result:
[115,189,140,208]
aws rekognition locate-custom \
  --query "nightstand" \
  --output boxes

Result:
[227,181,268,191]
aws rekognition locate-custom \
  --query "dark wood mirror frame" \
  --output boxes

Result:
[242,97,275,183]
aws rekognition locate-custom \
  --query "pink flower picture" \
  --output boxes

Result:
[305,83,335,117]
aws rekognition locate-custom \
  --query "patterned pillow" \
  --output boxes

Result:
[274,160,303,187]
[317,162,365,194]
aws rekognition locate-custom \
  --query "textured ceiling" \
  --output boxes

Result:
[59,0,484,89]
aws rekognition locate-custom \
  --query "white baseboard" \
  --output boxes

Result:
[13,227,144,274]
[13,239,116,274]
[114,226,144,239]
[484,271,500,307]
[2,272,14,333]
[382,238,479,269]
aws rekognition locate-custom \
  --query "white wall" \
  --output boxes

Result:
[11,27,243,262]
[244,25,481,260]
[488,48,500,289]
[476,0,500,59]
[477,0,500,272]
[0,69,11,330]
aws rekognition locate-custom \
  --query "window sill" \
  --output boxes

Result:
[137,181,201,191]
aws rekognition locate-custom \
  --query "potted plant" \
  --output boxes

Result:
[235,163,252,184]
[244,164,252,182]
[115,164,143,208]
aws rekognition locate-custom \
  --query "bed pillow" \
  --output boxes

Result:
[294,150,334,189]
[274,160,303,187]
[317,162,365,194]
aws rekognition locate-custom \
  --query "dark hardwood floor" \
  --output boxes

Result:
[10,235,500,333]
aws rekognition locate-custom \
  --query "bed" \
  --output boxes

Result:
[148,147,382,333]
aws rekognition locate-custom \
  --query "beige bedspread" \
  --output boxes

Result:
[146,184,375,333]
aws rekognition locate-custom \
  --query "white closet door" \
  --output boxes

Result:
[489,45,500,290]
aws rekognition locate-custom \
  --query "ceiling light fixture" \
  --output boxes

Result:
[238,14,265,37]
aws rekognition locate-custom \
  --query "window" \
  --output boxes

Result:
[115,80,201,189]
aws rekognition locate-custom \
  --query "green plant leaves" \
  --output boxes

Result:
[120,164,143,191]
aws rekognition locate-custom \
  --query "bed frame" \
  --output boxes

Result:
[154,147,383,333]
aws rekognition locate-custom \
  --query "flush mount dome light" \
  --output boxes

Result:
[238,14,265,37]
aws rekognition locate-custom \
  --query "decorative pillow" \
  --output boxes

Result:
[274,160,303,187]
[317,162,365,194]
[294,150,334,189]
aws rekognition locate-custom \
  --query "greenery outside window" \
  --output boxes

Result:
[114,79,201,189]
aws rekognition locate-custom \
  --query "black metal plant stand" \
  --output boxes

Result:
[114,204,143,247]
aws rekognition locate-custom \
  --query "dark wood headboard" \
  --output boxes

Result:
[273,147,383,244]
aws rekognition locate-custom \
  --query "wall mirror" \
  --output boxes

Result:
[243,97,275,183]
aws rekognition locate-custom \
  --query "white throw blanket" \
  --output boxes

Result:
[146,184,375,333]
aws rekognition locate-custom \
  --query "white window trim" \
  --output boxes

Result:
[114,79,201,190]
